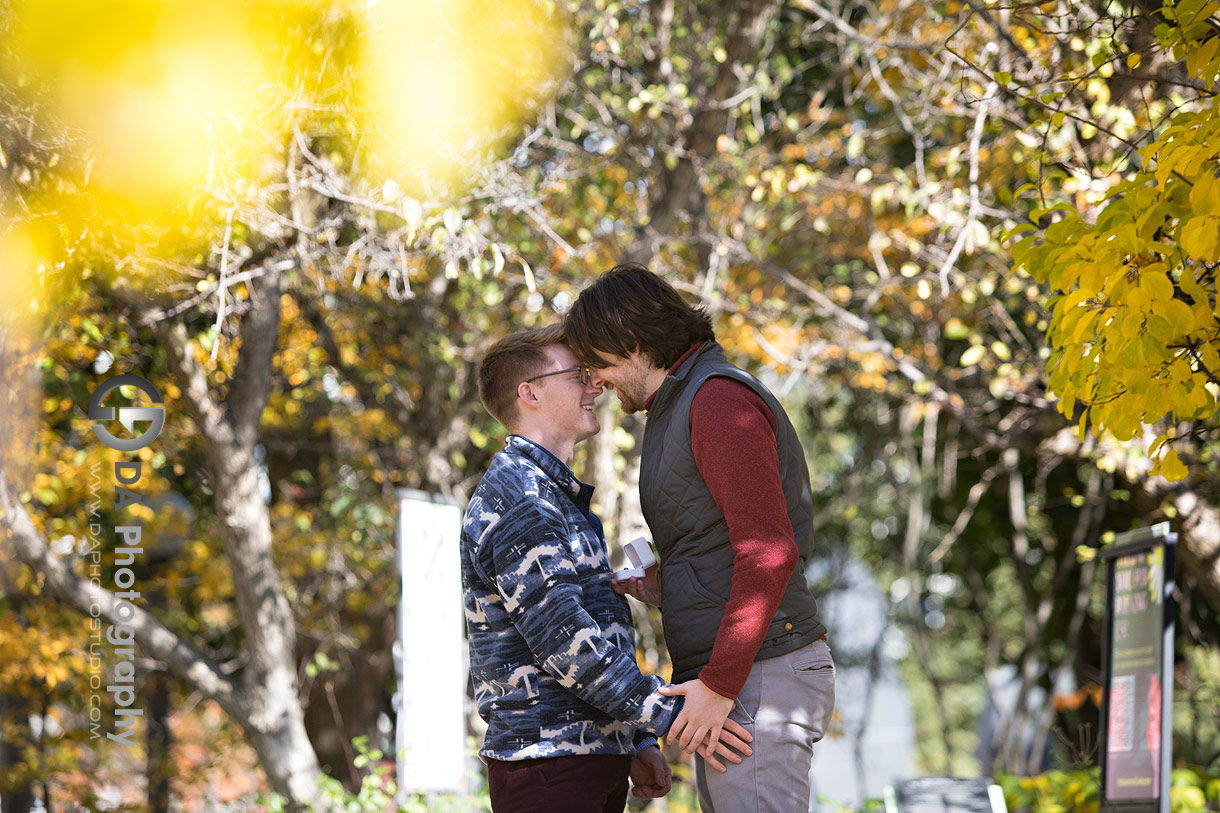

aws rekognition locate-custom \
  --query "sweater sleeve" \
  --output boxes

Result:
[689,377,799,700]
[475,499,679,735]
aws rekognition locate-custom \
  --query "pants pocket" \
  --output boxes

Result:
[791,641,835,675]
[731,697,756,726]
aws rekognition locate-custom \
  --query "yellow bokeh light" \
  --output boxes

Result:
[4,0,280,234]
[0,226,45,481]
[0,226,44,330]
[2,0,570,255]
[359,0,569,195]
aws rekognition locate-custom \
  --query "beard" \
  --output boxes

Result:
[612,375,650,414]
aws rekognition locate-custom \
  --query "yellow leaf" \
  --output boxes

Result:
[1140,333,1169,364]
[1181,215,1220,262]
[1187,34,1220,81]
[1193,304,1216,331]
[1109,408,1139,441]
[1058,305,1087,336]
[1149,432,1171,457]
[1120,339,1142,370]
[1181,268,1209,306]
[1125,285,1150,314]
[1154,150,1176,188]
[1190,172,1220,217]
[1162,299,1194,333]
[1147,313,1175,343]
[1127,53,1142,70]
[1139,270,1174,301]
[1156,144,1198,188]
[1201,342,1220,373]
[1128,368,1150,393]
[1114,310,1139,340]
[1186,382,1213,416]
[1071,311,1100,343]
[1160,448,1188,480]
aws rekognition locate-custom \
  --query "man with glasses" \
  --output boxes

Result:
[461,325,752,813]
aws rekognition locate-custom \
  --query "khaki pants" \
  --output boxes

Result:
[695,637,836,812]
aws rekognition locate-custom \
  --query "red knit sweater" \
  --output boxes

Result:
[644,345,799,700]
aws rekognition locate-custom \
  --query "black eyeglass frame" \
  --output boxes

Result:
[523,365,593,386]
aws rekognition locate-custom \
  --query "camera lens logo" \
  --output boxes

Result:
[89,374,166,452]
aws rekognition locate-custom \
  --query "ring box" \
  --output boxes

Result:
[613,537,656,581]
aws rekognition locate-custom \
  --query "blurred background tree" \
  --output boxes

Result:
[2,0,1218,810]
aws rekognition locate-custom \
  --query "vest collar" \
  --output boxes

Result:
[648,341,726,416]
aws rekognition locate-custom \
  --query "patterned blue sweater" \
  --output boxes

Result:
[461,435,679,760]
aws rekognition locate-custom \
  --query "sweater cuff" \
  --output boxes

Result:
[633,735,659,757]
[697,670,741,701]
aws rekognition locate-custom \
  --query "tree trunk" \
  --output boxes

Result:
[1128,478,1220,611]
[1168,490,1220,611]
[0,691,36,813]
[585,398,622,547]
[143,268,323,805]
[0,266,324,807]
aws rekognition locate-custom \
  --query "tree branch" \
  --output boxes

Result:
[630,0,778,264]
[0,471,239,713]
[938,81,998,296]
[226,265,284,444]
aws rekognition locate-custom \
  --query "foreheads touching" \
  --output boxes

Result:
[565,263,715,370]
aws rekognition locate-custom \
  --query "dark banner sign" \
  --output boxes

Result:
[1100,523,1176,812]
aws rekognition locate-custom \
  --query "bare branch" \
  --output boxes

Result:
[211,207,236,362]
[928,461,1004,563]
[938,81,998,296]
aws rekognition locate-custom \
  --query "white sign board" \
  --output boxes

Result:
[396,489,466,795]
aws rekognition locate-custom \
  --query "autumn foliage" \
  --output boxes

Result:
[1012,0,1220,479]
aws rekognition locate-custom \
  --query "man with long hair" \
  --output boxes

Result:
[566,266,836,812]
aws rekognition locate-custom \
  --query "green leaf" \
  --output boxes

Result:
[330,493,354,517]
[81,318,104,344]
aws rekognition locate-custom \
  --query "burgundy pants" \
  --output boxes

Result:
[485,754,631,813]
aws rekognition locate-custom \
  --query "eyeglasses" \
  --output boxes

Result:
[524,365,593,386]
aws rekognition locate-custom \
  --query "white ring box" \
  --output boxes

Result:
[613,537,656,581]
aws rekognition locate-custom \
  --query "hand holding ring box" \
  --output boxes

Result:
[613,537,656,581]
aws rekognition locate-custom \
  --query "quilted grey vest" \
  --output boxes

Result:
[640,342,826,683]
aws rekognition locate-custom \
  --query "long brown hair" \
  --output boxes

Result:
[565,264,714,369]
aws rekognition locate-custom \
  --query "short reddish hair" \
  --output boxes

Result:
[477,324,567,427]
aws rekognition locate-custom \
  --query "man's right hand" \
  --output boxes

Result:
[696,717,753,773]
[611,564,662,605]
